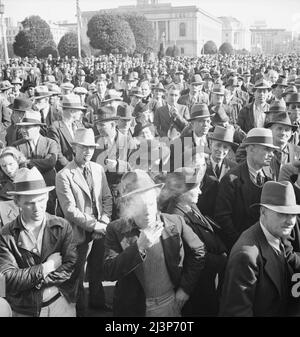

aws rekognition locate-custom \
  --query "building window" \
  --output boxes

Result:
[181,47,184,54]
[225,33,228,37]
[179,22,186,37]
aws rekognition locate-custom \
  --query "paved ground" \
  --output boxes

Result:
[84,281,115,317]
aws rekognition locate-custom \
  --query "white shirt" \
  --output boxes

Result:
[260,222,281,254]
[210,156,225,180]
[253,103,268,128]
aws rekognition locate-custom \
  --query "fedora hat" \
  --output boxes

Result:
[77,69,86,76]
[8,97,32,111]
[211,105,230,124]
[119,169,164,199]
[129,87,144,98]
[242,128,278,149]
[265,112,297,132]
[153,82,166,92]
[43,75,56,84]
[46,83,61,95]
[73,87,88,95]
[61,94,86,110]
[266,100,287,114]
[117,104,133,120]
[34,86,52,100]
[286,93,300,104]
[11,77,23,85]
[294,78,300,88]
[132,122,154,138]
[271,77,288,89]
[7,167,55,195]
[243,71,251,77]
[127,73,137,82]
[208,125,238,150]
[190,74,204,85]
[283,86,298,98]
[203,73,213,81]
[226,77,239,87]
[188,104,214,121]
[95,106,119,123]
[60,82,74,91]
[253,79,271,91]
[252,181,300,214]
[16,110,46,126]
[71,128,99,148]
[102,90,123,103]
[0,80,13,91]
[212,85,226,95]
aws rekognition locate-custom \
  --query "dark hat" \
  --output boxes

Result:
[286,93,300,104]
[211,105,229,124]
[271,77,288,89]
[0,80,13,91]
[11,77,23,85]
[175,70,184,75]
[132,122,153,138]
[212,85,226,95]
[102,90,123,103]
[283,85,297,97]
[190,74,204,85]
[265,112,297,132]
[188,104,214,121]
[266,100,287,114]
[253,79,271,91]
[117,104,133,120]
[95,106,119,123]
[8,97,32,111]
[208,125,239,150]
[129,87,144,98]
[133,102,148,116]
[226,77,239,87]
[203,73,213,81]
[119,169,164,199]
[252,181,300,214]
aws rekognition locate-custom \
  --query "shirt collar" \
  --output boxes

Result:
[260,221,281,253]
[210,156,222,169]
[247,159,262,176]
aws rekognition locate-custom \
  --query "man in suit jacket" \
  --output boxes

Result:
[154,85,189,138]
[219,181,300,316]
[56,128,113,316]
[86,78,107,114]
[48,94,85,172]
[214,128,276,251]
[237,79,271,133]
[197,126,238,217]
[104,170,205,317]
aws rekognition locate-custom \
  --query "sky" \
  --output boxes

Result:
[3,0,300,31]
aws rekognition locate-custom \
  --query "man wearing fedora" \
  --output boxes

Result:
[116,103,135,140]
[0,167,77,317]
[197,125,238,218]
[154,85,190,139]
[87,78,108,114]
[269,77,288,104]
[237,79,271,133]
[11,78,26,101]
[56,128,113,316]
[103,169,206,317]
[215,128,276,251]
[219,181,300,316]
[12,110,59,214]
[48,94,85,172]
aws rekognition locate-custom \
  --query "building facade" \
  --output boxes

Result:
[47,21,77,45]
[219,16,251,51]
[4,17,21,45]
[81,1,222,57]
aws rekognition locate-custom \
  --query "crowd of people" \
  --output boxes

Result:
[0,51,300,317]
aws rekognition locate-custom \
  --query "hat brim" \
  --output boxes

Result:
[212,91,225,95]
[241,141,279,150]
[191,81,204,85]
[208,136,239,150]
[251,203,300,214]
[62,105,87,110]
[265,121,297,132]
[188,113,215,121]
[102,97,123,103]
[71,141,100,148]
[120,183,164,199]
[253,86,271,91]
[16,122,46,126]
[0,86,13,91]
[95,117,120,123]
[271,84,288,89]
[34,94,52,100]
[7,186,55,195]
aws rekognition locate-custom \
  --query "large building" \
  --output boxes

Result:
[81,0,222,56]
[4,17,21,45]
[48,21,77,45]
[219,16,251,51]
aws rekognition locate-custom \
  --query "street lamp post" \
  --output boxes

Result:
[0,0,9,65]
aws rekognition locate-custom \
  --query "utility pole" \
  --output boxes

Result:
[76,0,82,60]
[0,0,9,64]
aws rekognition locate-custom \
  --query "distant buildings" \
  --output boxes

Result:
[4,17,21,45]
[48,21,77,45]
[81,0,222,56]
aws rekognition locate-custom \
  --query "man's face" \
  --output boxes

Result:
[167,89,180,105]
[212,94,224,105]
[270,124,292,147]
[13,83,21,93]
[204,80,213,91]
[74,144,95,166]
[190,83,202,95]
[248,144,274,167]
[97,81,107,95]
[211,140,231,163]
[262,207,296,239]
[254,88,269,105]
[288,103,300,123]
[140,82,150,97]
[269,73,279,84]
[16,193,48,223]
[273,85,286,99]
[96,121,115,138]
[27,87,35,97]
[127,189,158,229]
[117,119,132,133]
[192,117,211,137]
[20,125,40,140]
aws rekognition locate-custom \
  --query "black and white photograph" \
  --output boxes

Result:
[0,0,300,323]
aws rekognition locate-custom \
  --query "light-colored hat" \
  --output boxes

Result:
[253,181,300,214]
[242,128,278,149]
[60,82,74,91]
[34,86,52,100]
[16,110,46,126]
[0,80,13,91]
[74,87,88,95]
[7,167,54,195]
[253,79,271,91]
[119,169,164,199]
[71,128,99,148]
[61,94,86,110]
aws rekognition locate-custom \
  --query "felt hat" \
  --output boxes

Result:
[208,125,238,150]
[16,110,46,126]
[71,128,99,148]
[61,94,86,110]
[8,97,32,111]
[242,128,278,149]
[265,112,297,132]
[188,104,214,121]
[95,106,119,123]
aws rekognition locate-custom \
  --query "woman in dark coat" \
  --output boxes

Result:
[164,167,228,316]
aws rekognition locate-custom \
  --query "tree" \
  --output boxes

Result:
[37,43,58,58]
[122,13,155,54]
[219,42,234,55]
[203,40,218,54]
[87,13,136,55]
[13,15,56,58]
[165,46,173,57]
[58,32,86,58]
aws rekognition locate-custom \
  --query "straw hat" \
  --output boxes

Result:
[242,128,278,149]
[16,110,46,126]
[61,94,86,110]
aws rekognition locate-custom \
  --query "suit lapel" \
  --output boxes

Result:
[71,165,91,199]
[249,103,255,129]
[60,121,73,144]
[40,216,59,261]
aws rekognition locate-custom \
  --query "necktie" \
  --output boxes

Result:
[215,164,221,179]
[256,171,263,186]
[83,165,93,194]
